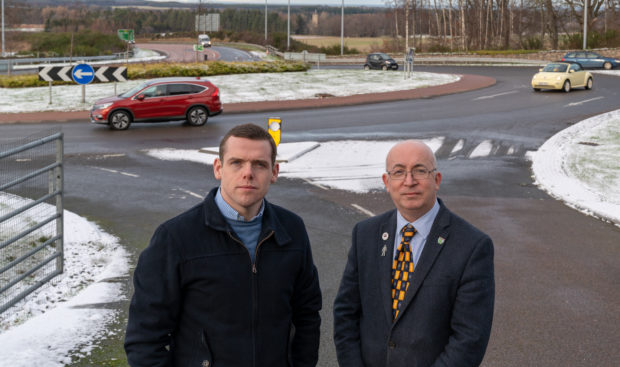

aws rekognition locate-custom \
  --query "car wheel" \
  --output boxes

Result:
[562,80,571,93]
[186,106,208,126]
[382,65,388,71]
[108,110,131,130]
[603,62,612,70]
[364,65,370,71]
[585,78,593,90]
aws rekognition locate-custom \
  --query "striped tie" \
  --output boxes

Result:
[392,224,416,320]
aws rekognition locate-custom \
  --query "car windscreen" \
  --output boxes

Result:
[542,64,567,72]
[119,83,149,98]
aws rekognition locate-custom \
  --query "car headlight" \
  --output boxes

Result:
[93,102,112,110]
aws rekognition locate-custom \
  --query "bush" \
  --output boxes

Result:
[0,61,311,88]
[22,31,126,57]
[562,30,620,49]
[522,37,542,50]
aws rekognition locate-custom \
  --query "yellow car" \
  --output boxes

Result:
[531,62,593,92]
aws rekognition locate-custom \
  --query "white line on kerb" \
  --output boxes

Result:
[351,204,374,217]
[473,90,518,100]
[564,96,604,107]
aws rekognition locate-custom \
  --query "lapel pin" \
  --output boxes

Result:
[437,237,445,245]
[381,245,387,257]
[382,232,389,241]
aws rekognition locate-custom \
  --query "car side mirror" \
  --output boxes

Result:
[136,94,145,100]
[569,69,574,73]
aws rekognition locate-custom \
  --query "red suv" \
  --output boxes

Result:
[90,77,222,130]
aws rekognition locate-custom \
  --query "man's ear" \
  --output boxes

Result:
[271,163,279,183]
[213,157,222,180]
[382,173,390,193]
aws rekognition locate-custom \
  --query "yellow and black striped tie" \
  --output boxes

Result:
[392,224,416,320]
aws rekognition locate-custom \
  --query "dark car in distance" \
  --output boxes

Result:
[561,51,620,70]
[364,52,399,71]
[90,77,222,130]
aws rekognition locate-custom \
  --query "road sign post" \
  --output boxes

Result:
[72,63,94,103]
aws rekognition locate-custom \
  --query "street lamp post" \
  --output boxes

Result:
[265,0,268,42]
[287,0,290,50]
[583,0,588,49]
[341,0,344,56]
[2,0,5,58]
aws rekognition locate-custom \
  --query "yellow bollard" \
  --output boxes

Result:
[268,117,282,146]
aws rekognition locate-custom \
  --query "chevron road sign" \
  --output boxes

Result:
[38,65,73,82]
[94,66,127,82]
[39,65,128,83]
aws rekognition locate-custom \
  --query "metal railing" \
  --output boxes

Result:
[0,131,64,315]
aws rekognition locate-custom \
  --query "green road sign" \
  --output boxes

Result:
[193,44,204,52]
[117,29,135,42]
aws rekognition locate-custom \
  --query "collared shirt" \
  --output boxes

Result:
[215,187,265,222]
[392,199,440,266]
[215,188,265,262]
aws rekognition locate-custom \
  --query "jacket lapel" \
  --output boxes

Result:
[396,202,451,322]
[378,211,397,324]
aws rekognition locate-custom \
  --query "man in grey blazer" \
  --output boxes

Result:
[333,140,494,367]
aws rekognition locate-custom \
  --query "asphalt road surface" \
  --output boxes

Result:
[1,65,618,366]
[135,43,257,62]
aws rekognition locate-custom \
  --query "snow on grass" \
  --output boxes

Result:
[0,70,459,114]
[531,111,620,226]
[0,193,129,365]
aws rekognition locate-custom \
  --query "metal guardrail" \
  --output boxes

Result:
[0,52,132,74]
[0,131,64,315]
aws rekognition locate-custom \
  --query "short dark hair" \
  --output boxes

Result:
[219,123,277,165]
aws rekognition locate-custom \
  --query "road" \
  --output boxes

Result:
[135,42,257,62]
[1,66,619,366]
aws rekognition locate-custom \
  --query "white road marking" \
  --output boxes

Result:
[564,96,604,107]
[351,204,374,217]
[93,167,139,178]
[177,188,204,199]
[473,90,518,100]
[451,139,464,154]
[302,178,329,190]
[469,140,494,158]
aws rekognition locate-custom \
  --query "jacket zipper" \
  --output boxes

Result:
[227,229,275,367]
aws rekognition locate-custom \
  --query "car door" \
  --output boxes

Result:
[574,52,588,68]
[569,63,585,86]
[165,84,194,118]
[131,85,168,120]
[369,54,380,69]
[585,52,603,68]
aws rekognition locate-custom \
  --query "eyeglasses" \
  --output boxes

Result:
[386,167,437,180]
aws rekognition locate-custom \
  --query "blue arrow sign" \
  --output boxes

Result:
[72,63,95,85]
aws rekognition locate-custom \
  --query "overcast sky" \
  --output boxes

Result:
[148,0,388,8]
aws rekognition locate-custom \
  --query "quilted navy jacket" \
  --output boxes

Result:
[125,188,322,367]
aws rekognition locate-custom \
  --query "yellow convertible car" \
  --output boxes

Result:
[531,62,593,92]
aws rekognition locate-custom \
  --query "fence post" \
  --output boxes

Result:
[56,134,64,273]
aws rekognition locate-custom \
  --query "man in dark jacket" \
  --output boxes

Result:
[333,140,494,367]
[125,123,322,367]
